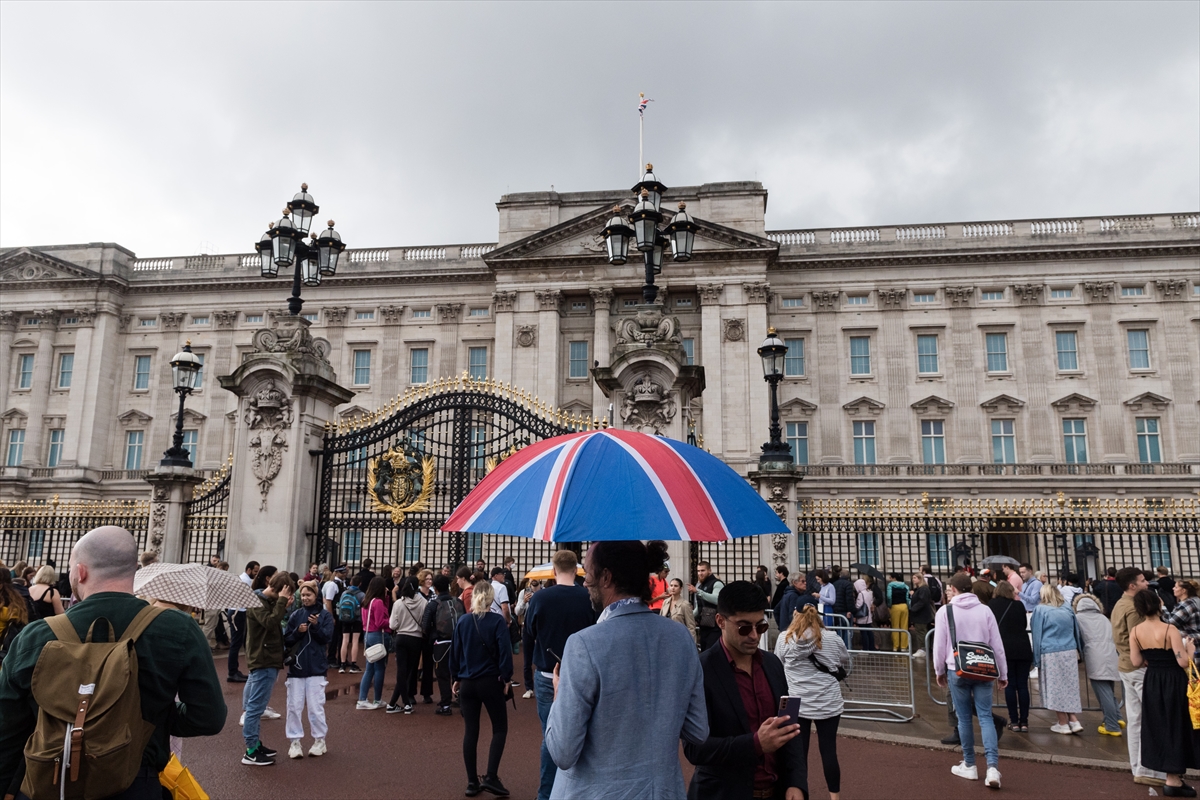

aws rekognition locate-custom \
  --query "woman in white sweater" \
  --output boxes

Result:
[386,577,428,713]
[775,604,851,800]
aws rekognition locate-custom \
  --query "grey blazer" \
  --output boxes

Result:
[545,602,709,799]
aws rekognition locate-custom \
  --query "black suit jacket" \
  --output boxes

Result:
[684,642,807,800]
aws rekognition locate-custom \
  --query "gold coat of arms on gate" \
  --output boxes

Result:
[367,440,435,524]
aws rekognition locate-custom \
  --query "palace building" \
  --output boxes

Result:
[2,180,1198,581]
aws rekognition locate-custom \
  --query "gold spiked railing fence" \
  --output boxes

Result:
[0,495,150,570]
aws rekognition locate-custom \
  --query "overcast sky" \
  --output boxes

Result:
[2,1,1197,257]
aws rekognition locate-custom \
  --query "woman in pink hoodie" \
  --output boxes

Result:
[933,572,1008,790]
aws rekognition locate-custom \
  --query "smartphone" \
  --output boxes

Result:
[777,696,802,726]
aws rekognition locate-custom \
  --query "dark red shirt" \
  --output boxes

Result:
[720,639,778,791]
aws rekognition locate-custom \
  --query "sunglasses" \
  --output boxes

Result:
[733,621,770,637]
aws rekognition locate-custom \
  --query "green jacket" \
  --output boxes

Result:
[246,592,289,671]
[0,592,226,792]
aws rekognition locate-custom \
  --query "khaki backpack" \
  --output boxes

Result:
[22,605,165,800]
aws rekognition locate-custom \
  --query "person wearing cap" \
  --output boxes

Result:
[323,565,348,670]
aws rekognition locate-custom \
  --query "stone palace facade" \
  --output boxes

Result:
[2,180,1198,579]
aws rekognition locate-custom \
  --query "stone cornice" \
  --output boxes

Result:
[772,242,1200,272]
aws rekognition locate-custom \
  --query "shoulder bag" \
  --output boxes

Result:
[946,605,999,682]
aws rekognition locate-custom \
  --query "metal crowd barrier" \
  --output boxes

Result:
[825,617,917,722]
[922,629,1109,713]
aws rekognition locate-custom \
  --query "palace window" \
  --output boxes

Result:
[981,290,1004,301]
[468,308,489,317]
[182,430,198,463]
[57,353,73,389]
[124,430,144,470]
[1149,535,1172,569]
[1062,418,1088,464]
[403,531,421,564]
[1137,418,1162,464]
[410,349,429,384]
[1121,286,1145,297]
[1050,288,1073,299]
[991,419,1016,464]
[1127,329,1151,370]
[921,419,946,464]
[355,311,375,321]
[468,347,488,380]
[189,353,204,389]
[786,422,809,465]
[6,429,25,467]
[927,533,951,570]
[675,298,692,308]
[47,429,64,468]
[853,421,876,465]
[985,333,1008,373]
[17,354,34,389]
[344,530,362,564]
[352,350,371,385]
[784,338,805,377]
[244,314,264,324]
[469,425,487,472]
[682,338,695,366]
[858,533,881,567]
[571,300,588,311]
[133,355,152,390]
[796,531,812,569]
[912,292,936,304]
[917,335,939,374]
[849,337,871,376]
[192,316,209,325]
[412,309,431,319]
[781,297,804,308]
[139,318,157,327]
[302,313,318,322]
[1055,331,1079,371]
[568,341,589,379]
[846,295,869,305]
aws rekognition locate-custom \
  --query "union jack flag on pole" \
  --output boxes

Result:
[638,92,652,117]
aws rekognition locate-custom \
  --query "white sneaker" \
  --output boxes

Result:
[1050,723,1073,734]
[985,767,1001,789]
[912,649,926,659]
[1028,667,1038,679]
[262,707,281,720]
[288,740,304,759]
[355,700,372,710]
[1069,720,1083,734]
[951,762,979,781]
[308,738,326,757]
[522,690,533,699]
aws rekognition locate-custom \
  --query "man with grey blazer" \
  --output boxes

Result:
[546,540,708,800]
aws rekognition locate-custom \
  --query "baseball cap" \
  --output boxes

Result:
[334,564,349,574]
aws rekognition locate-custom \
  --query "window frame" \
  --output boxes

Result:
[1062,418,1088,464]
[921,419,946,464]
[786,421,809,465]
[852,420,876,465]
[133,355,152,391]
[412,309,432,319]
[984,332,1009,374]
[352,349,372,386]
[1055,330,1080,372]
[1136,417,1162,464]
[783,338,805,377]
[682,338,695,366]
[56,352,74,389]
[849,336,872,377]
[911,292,937,304]
[980,290,1004,302]
[17,353,35,389]
[410,347,430,384]
[124,430,144,470]
[916,334,939,375]
[1126,329,1151,371]
[781,297,804,309]
[990,419,1016,464]
[568,340,589,380]
[6,429,25,466]
[181,429,199,464]
[846,294,870,306]
[47,428,65,468]
[468,346,489,380]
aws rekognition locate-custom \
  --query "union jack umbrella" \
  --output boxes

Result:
[441,429,789,542]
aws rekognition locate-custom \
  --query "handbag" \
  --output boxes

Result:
[365,641,387,663]
[809,652,848,682]
[158,753,209,800]
[1187,660,1200,731]
[946,606,998,682]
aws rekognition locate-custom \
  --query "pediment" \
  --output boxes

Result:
[170,408,208,425]
[117,409,153,427]
[0,248,102,283]
[842,396,885,416]
[1050,393,1097,412]
[1124,392,1171,412]
[980,394,1026,414]
[911,395,954,415]
[1,408,28,424]
[338,405,373,422]
[779,398,817,418]
[484,204,777,269]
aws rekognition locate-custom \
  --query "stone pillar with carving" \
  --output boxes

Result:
[22,311,59,467]
[589,288,614,419]
[748,468,801,575]
[59,309,97,467]
[492,291,517,388]
[697,284,724,454]
[145,467,204,563]
[535,290,562,405]
[0,311,15,421]
[219,316,354,571]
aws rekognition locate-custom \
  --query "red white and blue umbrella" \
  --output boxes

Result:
[441,429,789,542]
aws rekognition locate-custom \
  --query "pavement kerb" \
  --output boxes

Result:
[836,727,1132,773]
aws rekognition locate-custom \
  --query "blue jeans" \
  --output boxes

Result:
[534,671,556,800]
[359,631,387,702]
[949,673,999,768]
[1092,679,1122,732]
[242,667,278,749]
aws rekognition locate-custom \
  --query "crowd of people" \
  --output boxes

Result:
[3,530,1200,798]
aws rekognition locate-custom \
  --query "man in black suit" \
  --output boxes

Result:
[684,581,806,800]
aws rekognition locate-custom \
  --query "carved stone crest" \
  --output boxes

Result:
[252,320,331,365]
[249,431,287,511]
[244,379,294,433]
[619,375,677,435]
[722,319,745,342]
[367,439,435,524]
[515,325,537,348]
[614,305,683,346]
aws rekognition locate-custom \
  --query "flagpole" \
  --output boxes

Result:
[639,112,644,178]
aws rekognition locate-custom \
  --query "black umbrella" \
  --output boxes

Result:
[849,562,886,582]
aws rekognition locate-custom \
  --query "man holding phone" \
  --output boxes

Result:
[684,580,806,800]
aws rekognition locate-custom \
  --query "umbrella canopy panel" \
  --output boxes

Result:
[134,562,262,609]
[444,429,789,542]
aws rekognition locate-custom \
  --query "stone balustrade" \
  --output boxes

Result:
[788,463,1197,478]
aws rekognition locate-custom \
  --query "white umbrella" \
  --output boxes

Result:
[133,562,263,609]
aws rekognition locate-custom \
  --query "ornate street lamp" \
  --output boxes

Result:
[602,165,696,304]
[256,184,346,315]
[160,342,203,468]
[758,327,793,469]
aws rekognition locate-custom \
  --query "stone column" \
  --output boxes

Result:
[749,469,799,573]
[145,467,204,563]
[535,290,562,405]
[21,310,59,466]
[59,309,96,467]
[698,284,724,454]
[492,291,517,387]
[436,304,463,377]
[219,316,353,572]
[77,310,122,471]
[0,311,15,420]
[744,283,772,463]
[589,288,614,418]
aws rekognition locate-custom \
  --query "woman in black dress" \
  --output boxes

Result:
[1130,589,1198,797]
[990,580,1034,732]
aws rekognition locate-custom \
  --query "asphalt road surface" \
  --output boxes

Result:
[183,654,1152,799]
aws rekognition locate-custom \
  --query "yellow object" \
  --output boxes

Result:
[1187,661,1200,731]
[1097,726,1122,737]
[522,564,586,582]
[159,754,209,800]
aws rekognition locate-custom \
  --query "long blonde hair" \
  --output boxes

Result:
[784,604,824,647]
[471,579,494,616]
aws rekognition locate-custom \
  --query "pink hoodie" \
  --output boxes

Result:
[932,591,1008,681]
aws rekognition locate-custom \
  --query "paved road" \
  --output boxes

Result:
[182,654,1151,799]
